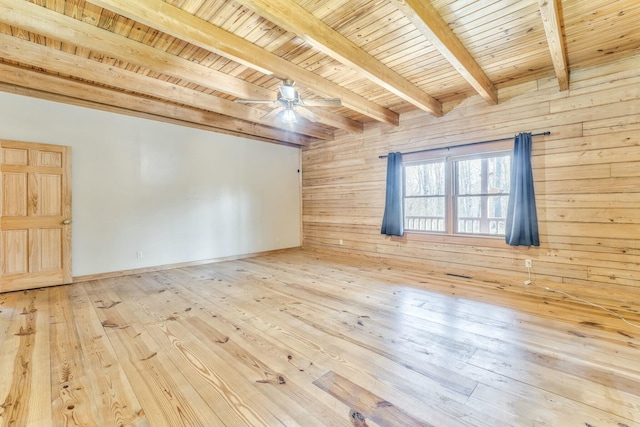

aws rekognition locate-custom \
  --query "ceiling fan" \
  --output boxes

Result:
[234,79,342,124]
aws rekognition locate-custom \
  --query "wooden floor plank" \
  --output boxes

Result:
[49,285,100,427]
[158,317,347,426]
[153,320,290,426]
[465,381,633,427]
[0,289,52,427]
[0,250,638,426]
[85,285,227,427]
[152,268,477,425]
[162,263,511,425]
[144,270,360,426]
[100,272,345,427]
[69,283,149,427]
[467,347,640,420]
[314,371,436,427]
[0,291,20,347]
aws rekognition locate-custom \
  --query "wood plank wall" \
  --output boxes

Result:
[302,54,640,305]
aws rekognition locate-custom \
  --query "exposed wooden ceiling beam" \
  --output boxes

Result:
[89,0,399,126]
[0,0,267,101]
[312,109,363,134]
[538,0,569,91]
[0,32,334,140]
[234,0,443,117]
[0,63,315,146]
[0,0,361,135]
[388,0,498,105]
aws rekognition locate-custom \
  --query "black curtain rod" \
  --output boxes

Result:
[378,131,551,159]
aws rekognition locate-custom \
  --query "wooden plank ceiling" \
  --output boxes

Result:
[0,0,639,146]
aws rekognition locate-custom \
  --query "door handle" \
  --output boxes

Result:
[62,219,72,225]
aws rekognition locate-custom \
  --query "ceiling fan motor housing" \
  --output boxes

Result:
[279,80,299,102]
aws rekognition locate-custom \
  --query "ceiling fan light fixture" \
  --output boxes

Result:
[235,79,340,125]
[282,108,297,124]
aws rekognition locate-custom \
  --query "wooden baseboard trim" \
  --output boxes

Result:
[72,247,299,283]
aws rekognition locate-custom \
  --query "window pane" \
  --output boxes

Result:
[404,197,445,232]
[456,195,481,218]
[488,195,508,235]
[456,159,482,195]
[404,162,445,196]
[488,155,511,194]
[488,195,509,218]
[456,196,481,234]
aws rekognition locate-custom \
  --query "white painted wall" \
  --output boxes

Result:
[0,92,301,276]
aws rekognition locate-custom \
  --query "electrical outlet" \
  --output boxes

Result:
[136,251,143,259]
[339,239,343,245]
[525,259,532,268]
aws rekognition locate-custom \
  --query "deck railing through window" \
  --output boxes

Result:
[405,216,445,232]
[406,216,506,235]
[457,217,506,235]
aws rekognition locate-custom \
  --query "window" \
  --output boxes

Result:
[404,161,446,232]
[403,143,511,237]
[454,154,511,235]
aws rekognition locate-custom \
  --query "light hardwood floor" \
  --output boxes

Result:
[1,249,639,427]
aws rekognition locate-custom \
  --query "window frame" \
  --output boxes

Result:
[402,140,513,238]
[452,152,512,236]
[402,157,448,233]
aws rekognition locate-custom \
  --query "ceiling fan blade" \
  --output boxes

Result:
[261,106,284,121]
[296,106,319,122]
[301,98,342,107]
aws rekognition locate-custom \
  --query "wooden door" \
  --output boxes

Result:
[0,140,72,292]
